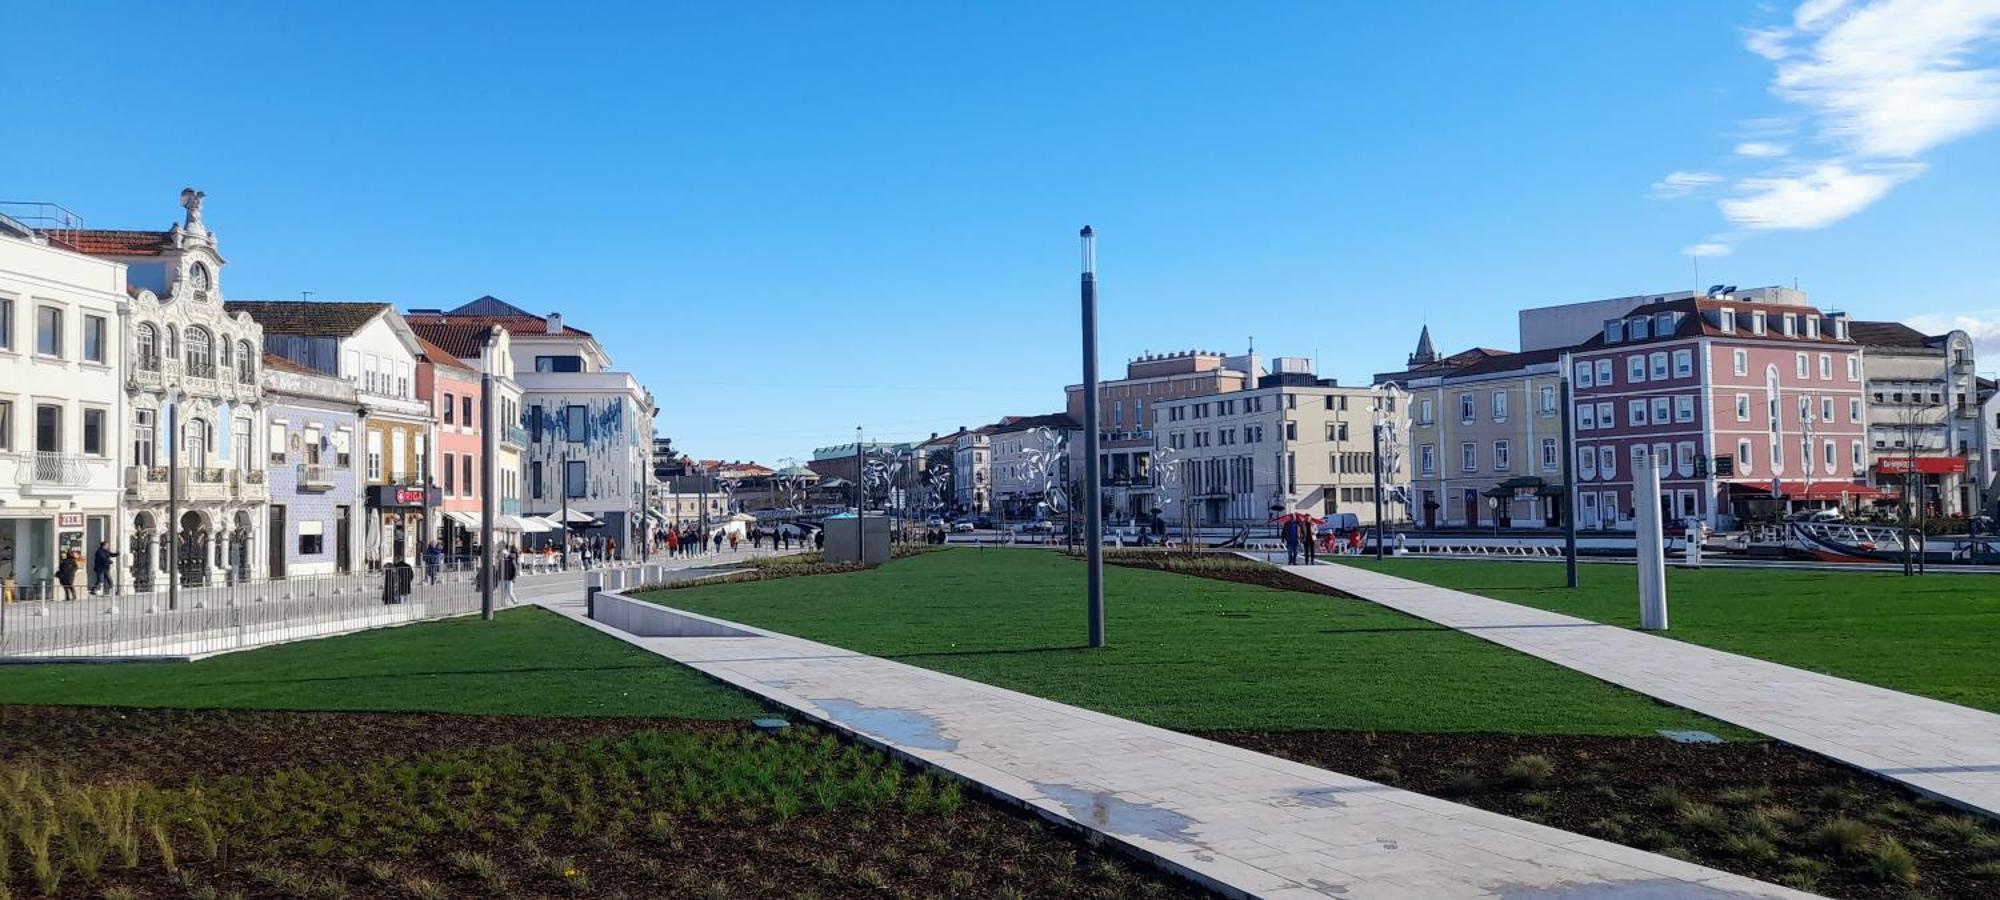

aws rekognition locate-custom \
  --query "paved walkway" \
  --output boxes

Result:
[1285,561,2000,820]
[541,591,1808,899]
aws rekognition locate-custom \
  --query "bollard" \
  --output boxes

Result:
[586,573,603,619]
[1684,521,1702,568]
[1634,456,1670,631]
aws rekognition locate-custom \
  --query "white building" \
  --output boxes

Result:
[986,414,1078,520]
[0,204,130,597]
[1852,322,1980,517]
[52,191,270,587]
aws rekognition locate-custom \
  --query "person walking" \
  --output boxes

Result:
[501,549,519,606]
[728,530,740,552]
[666,528,680,557]
[1281,516,1301,566]
[607,536,619,563]
[422,542,444,585]
[90,541,119,596]
[1302,518,1318,565]
[712,531,724,554]
[57,549,81,601]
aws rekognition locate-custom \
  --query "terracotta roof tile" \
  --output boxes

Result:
[412,334,474,373]
[260,352,321,376]
[224,301,391,337]
[57,229,175,256]
[407,321,497,361]
[403,311,593,338]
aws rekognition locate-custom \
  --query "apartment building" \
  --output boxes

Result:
[987,414,1079,520]
[69,191,270,586]
[227,300,434,567]
[1065,349,1257,520]
[1851,322,1979,517]
[1570,295,1865,529]
[1152,359,1401,527]
[0,204,130,596]
[261,354,361,577]
[409,319,528,542]
[1406,348,1568,529]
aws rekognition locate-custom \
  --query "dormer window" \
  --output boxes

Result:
[1835,318,1850,341]
[1629,317,1650,340]
[1719,308,1736,333]
[1781,314,1797,337]
[1605,319,1625,343]
[1751,311,1767,335]
[1805,317,1821,339]
[1655,312,1675,336]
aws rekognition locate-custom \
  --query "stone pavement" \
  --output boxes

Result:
[1286,560,2000,820]
[540,590,1809,899]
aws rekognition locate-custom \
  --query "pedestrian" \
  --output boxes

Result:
[1349,529,1364,555]
[728,531,740,552]
[91,541,118,596]
[712,531,724,553]
[57,549,81,601]
[1281,517,1301,566]
[1302,518,1318,564]
[813,527,824,551]
[423,542,444,584]
[666,528,680,557]
[502,549,519,606]
[607,536,619,562]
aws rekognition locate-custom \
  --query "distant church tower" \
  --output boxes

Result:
[1408,325,1439,368]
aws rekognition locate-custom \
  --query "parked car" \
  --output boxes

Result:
[1020,519,1057,533]
[925,515,946,528]
[973,515,993,529]
[951,520,976,533]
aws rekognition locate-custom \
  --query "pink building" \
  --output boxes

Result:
[416,336,485,556]
[1570,296,1869,529]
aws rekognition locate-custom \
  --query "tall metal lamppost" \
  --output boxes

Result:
[1080,226,1105,648]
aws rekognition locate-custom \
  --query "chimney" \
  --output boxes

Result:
[546,312,563,335]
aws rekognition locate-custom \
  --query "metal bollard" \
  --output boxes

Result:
[586,573,603,619]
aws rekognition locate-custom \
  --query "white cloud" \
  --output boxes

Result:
[1794,0,1855,30]
[1683,242,1735,257]
[1720,161,1923,229]
[1906,309,2000,360]
[1734,141,1792,157]
[1649,171,1726,199]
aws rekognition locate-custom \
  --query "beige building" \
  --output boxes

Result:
[1151,359,1404,527]
[1066,349,1257,520]
[1405,348,1568,530]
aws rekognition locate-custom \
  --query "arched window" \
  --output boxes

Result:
[136,323,160,371]
[186,327,213,376]
[217,334,232,367]
[164,325,179,362]
[237,340,256,383]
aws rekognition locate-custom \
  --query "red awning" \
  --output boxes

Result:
[1873,456,1966,476]
[1726,481,1891,501]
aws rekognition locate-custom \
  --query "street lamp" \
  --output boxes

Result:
[1079,226,1105,648]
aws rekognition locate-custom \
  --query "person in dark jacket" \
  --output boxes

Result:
[57,550,81,601]
[501,549,519,605]
[91,541,119,596]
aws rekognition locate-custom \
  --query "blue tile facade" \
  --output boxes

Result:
[265,399,361,577]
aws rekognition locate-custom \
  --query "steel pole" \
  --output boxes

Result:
[167,397,179,611]
[1372,419,1385,560]
[562,452,571,570]
[1080,227,1105,648]
[1560,375,1578,588]
[479,373,495,620]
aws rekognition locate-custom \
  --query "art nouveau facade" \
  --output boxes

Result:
[64,192,269,587]
[0,209,129,597]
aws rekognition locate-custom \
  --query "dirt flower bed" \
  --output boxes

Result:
[1089,550,1347,596]
[1206,730,2000,899]
[0,708,1208,900]
[646,545,945,593]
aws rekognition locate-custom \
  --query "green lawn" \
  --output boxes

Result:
[1336,557,2000,713]
[0,607,767,719]
[643,549,1745,737]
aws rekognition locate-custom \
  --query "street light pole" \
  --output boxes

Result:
[479,372,495,620]
[1560,371,1578,588]
[167,392,179,611]
[1372,416,1384,560]
[1080,226,1105,648]
[561,451,571,570]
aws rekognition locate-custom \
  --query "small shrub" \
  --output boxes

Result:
[1720,834,1777,862]
[1713,785,1771,807]
[1645,786,1687,811]
[1439,770,1482,797]
[1501,754,1554,788]
[1518,792,1553,810]
[1676,802,1728,835]
[399,877,446,900]
[1967,860,2000,879]
[1585,818,1626,839]
[1812,816,1875,855]
[1365,765,1400,784]
[1862,836,1918,885]
[1926,813,1985,843]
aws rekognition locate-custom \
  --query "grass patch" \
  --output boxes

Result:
[0,607,765,719]
[1336,558,2000,711]
[644,548,1740,736]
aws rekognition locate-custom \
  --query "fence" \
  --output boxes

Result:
[1,560,552,659]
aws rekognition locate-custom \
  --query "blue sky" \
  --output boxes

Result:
[7,1,1999,463]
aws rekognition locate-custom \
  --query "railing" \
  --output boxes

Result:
[16,451,96,487]
[232,468,269,500]
[503,424,530,446]
[180,467,229,502]
[184,359,217,380]
[298,463,339,490]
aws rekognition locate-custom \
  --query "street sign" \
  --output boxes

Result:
[1693,456,1708,477]
[1711,455,1734,477]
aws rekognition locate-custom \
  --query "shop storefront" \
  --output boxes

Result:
[366,484,440,569]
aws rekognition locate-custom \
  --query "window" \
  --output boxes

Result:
[136,323,159,370]
[565,460,587,498]
[1673,349,1693,378]
[1539,385,1556,414]
[1821,397,1835,423]
[1628,355,1647,383]
[1736,393,1751,421]
[299,521,324,556]
[1823,440,1837,472]
[1849,398,1862,422]
[529,404,543,442]
[1651,397,1671,425]
[443,393,455,424]
[268,423,287,462]
[1847,357,1859,381]
[462,455,474,496]
[1419,444,1436,476]
[1605,319,1625,343]
[238,341,255,383]
[1578,403,1596,430]
[1598,445,1616,478]
[131,408,151,465]
[1597,402,1613,427]
[1719,308,1736,333]
[565,405,587,441]
[0,400,11,451]
[443,452,456,494]
[1674,395,1694,423]
[0,296,11,350]
[531,461,543,499]
[35,306,61,357]
[1628,400,1646,426]
[462,395,474,428]
[1283,421,1297,441]
[1650,352,1669,380]
[1751,311,1766,335]
[1459,393,1474,423]
[1733,349,1748,376]
[1493,440,1510,471]
[1737,439,1753,473]
[1795,353,1809,379]
[1491,391,1508,421]
[1541,438,1558,471]
[1575,361,1594,388]
[1630,317,1649,340]
[1781,314,1797,337]
[1851,441,1864,469]
[1676,442,1696,477]
[1595,359,1612,385]
[35,403,60,452]
[1580,445,1598,478]
[1818,354,1832,380]
[535,355,584,373]
[83,315,106,363]
[82,408,105,455]
[303,426,321,464]
[367,431,384,481]
[1461,442,1477,472]
[1806,317,1821,339]
[185,326,212,376]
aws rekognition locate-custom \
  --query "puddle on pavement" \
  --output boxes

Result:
[1035,782,1197,843]
[809,698,959,751]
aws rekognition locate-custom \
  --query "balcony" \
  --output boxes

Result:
[16,452,96,491]
[126,465,170,503]
[297,463,339,492]
[501,497,522,516]
[502,424,530,448]
[233,468,269,502]
[181,467,230,503]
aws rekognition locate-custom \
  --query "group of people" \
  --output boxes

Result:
[658,525,725,557]
[1280,518,1368,565]
[51,541,121,600]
